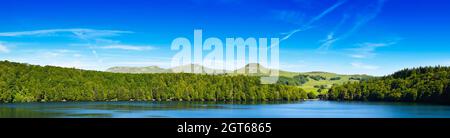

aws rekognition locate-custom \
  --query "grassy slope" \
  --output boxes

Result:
[279,71,368,94]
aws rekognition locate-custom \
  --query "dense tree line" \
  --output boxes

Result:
[276,75,309,86]
[349,76,370,81]
[309,75,326,81]
[0,61,309,103]
[329,77,341,80]
[326,66,450,104]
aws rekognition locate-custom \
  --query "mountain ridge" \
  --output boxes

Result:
[106,63,371,77]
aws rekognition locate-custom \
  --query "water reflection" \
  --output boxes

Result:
[1,101,450,118]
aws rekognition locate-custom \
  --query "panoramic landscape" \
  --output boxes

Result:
[1,61,450,118]
[1,0,450,119]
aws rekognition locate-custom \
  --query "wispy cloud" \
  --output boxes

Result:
[318,32,339,50]
[0,29,143,64]
[280,61,308,71]
[306,0,347,26]
[0,42,10,53]
[325,0,386,50]
[351,62,379,70]
[346,0,386,38]
[38,49,79,58]
[348,41,396,58]
[281,27,311,41]
[319,0,385,50]
[318,14,349,50]
[100,45,155,51]
[8,49,106,70]
[280,0,347,41]
[22,51,170,71]
[0,28,132,39]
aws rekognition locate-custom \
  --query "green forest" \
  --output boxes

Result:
[2,60,450,104]
[326,66,450,104]
[0,61,309,103]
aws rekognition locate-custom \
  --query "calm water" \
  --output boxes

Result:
[1,101,450,118]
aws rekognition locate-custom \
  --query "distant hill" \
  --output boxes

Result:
[170,64,230,74]
[106,64,230,74]
[106,66,171,73]
[106,63,374,94]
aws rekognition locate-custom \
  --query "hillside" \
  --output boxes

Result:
[107,63,373,94]
[327,66,450,104]
[106,64,229,74]
[0,60,309,103]
[106,66,171,73]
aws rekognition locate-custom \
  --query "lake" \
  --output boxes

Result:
[1,101,450,118]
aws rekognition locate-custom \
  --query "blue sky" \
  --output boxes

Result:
[0,0,450,76]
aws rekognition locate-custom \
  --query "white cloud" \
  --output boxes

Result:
[281,27,312,41]
[0,28,132,39]
[0,43,10,53]
[318,14,349,50]
[6,49,104,70]
[351,62,379,70]
[277,0,386,51]
[348,42,395,58]
[100,45,155,51]
[279,61,308,71]
[279,0,347,41]
[37,49,78,58]
[319,0,385,50]
[345,0,385,38]
[318,32,339,50]
[307,0,347,25]
[73,54,82,57]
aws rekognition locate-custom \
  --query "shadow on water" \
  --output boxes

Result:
[0,107,65,118]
